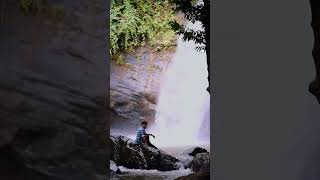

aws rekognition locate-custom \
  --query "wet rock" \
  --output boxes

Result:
[110,135,179,171]
[190,152,210,173]
[176,152,210,180]
[178,147,209,169]
[182,147,208,157]
[110,135,147,170]
[110,161,121,174]
[177,155,193,169]
[175,171,210,180]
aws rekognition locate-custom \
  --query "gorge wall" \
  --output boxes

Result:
[0,1,108,180]
[110,49,174,134]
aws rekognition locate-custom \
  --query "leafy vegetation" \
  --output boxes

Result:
[170,0,209,52]
[110,0,178,65]
[169,0,211,92]
[18,0,65,20]
[19,0,46,13]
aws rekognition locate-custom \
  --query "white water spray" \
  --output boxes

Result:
[149,20,210,148]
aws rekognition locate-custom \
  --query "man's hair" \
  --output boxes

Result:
[141,121,148,125]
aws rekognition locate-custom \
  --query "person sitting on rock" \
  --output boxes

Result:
[133,121,158,149]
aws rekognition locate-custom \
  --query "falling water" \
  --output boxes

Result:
[149,19,210,148]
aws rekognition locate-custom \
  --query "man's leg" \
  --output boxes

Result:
[148,142,158,149]
[145,136,158,149]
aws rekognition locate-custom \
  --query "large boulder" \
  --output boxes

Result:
[178,147,209,169]
[110,135,179,171]
[0,1,107,179]
[190,152,210,173]
[176,152,210,180]
[110,135,148,169]
[182,147,208,157]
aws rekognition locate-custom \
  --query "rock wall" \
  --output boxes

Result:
[110,135,178,171]
[310,0,320,103]
[0,1,108,180]
[110,48,174,133]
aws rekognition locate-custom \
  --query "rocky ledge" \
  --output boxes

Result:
[110,135,211,179]
[110,135,179,171]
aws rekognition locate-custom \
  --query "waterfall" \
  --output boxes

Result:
[149,20,210,148]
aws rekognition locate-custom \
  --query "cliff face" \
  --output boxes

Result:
[110,49,174,134]
[310,0,320,103]
[0,1,108,180]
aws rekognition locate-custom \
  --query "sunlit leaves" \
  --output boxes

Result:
[110,0,176,64]
[169,0,209,52]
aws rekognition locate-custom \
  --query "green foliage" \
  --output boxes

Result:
[110,0,177,65]
[19,0,47,14]
[169,0,211,92]
[18,0,65,20]
[191,0,198,5]
[169,0,209,52]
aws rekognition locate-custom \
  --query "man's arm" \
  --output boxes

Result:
[145,133,155,138]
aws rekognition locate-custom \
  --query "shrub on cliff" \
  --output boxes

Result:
[110,0,177,65]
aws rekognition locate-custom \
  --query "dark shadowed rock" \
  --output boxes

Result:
[110,135,148,169]
[0,127,18,148]
[175,171,210,180]
[110,135,179,171]
[190,152,210,173]
[310,0,320,103]
[0,1,107,179]
[177,147,208,169]
[176,152,210,180]
[183,147,208,156]
[177,154,193,169]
